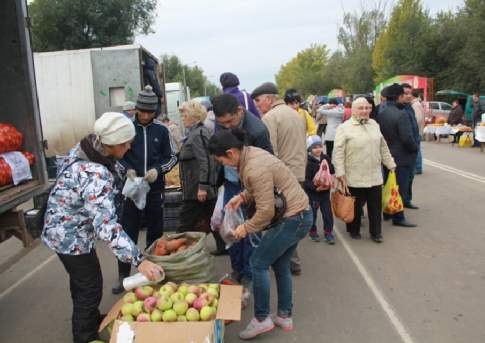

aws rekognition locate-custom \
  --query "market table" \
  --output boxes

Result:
[423,125,453,142]
[475,125,485,152]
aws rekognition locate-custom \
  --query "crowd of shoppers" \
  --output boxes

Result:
[42,70,430,341]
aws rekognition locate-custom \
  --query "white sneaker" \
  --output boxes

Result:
[239,317,275,340]
[271,314,293,332]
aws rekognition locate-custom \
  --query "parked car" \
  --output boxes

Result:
[423,101,452,123]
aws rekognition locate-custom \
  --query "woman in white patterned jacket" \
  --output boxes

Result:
[42,112,163,343]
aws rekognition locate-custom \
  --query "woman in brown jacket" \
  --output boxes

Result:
[208,129,312,340]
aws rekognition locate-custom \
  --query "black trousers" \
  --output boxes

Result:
[118,190,163,276]
[58,250,103,343]
[325,140,334,161]
[346,186,382,237]
[177,199,216,234]
[317,124,327,137]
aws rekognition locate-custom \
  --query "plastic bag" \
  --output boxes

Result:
[0,151,34,186]
[382,171,403,215]
[459,132,473,148]
[210,187,224,231]
[313,159,332,190]
[122,177,150,210]
[146,232,215,283]
[220,207,245,248]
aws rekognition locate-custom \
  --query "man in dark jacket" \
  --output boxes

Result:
[211,94,272,298]
[112,85,177,294]
[220,72,260,118]
[402,83,420,209]
[377,83,417,227]
[448,100,465,125]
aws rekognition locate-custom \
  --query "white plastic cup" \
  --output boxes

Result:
[123,270,165,291]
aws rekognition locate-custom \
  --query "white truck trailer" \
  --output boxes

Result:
[34,45,167,156]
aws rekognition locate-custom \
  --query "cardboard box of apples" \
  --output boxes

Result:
[99,281,242,343]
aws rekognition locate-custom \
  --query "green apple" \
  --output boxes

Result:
[200,306,216,321]
[159,285,174,297]
[121,303,134,316]
[121,314,134,322]
[186,308,200,321]
[133,301,144,317]
[150,309,163,322]
[123,292,137,304]
[162,309,177,322]
[178,284,189,296]
[173,301,188,315]
[185,293,197,306]
[207,287,219,299]
[170,292,185,303]
[165,282,178,292]
[177,315,187,322]
[156,296,173,311]
[208,284,220,292]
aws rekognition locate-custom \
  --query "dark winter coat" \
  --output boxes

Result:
[121,118,177,190]
[448,105,465,125]
[376,101,418,167]
[215,110,274,186]
[178,123,217,201]
[304,153,334,201]
[403,104,420,143]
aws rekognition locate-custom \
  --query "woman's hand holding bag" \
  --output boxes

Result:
[331,177,356,223]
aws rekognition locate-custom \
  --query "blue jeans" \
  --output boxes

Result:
[416,142,423,173]
[309,193,333,235]
[251,209,312,320]
[223,180,256,282]
[383,166,411,223]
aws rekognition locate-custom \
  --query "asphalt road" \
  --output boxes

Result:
[0,141,484,343]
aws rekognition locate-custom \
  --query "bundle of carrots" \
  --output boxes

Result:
[153,237,197,256]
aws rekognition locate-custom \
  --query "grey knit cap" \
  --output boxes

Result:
[136,85,158,112]
[251,82,279,99]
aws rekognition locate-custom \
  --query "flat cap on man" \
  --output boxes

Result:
[251,82,279,99]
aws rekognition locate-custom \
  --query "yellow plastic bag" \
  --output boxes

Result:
[382,171,404,215]
[458,132,473,148]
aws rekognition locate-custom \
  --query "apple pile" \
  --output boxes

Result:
[119,282,220,323]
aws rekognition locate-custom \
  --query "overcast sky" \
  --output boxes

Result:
[136,0,464,91]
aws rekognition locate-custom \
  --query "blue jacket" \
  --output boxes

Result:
[404,104,420,143]
[122,117,177,190]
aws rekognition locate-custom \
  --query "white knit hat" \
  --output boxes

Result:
[94,112,135,145]
[307,135,323,150]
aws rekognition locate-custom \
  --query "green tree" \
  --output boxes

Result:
[29,0,157,52]
[453,0,485,91]
[162,55,220,97]
[373,0,432,83]
[275,44,331,96]
[423,11,464,90]
[338,6,386,93]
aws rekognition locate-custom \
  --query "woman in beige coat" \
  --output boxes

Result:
[333,97,396,242]
[208,128,312,340]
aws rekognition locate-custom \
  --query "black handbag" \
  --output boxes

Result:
[246,188,287,227]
